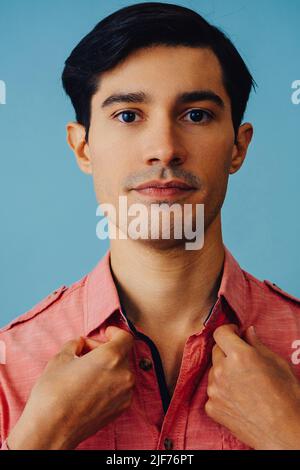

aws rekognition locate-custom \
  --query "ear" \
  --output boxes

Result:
[229,123,253,175]
[66,122,92,175]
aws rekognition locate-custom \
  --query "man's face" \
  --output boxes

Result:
[68,45,252,244]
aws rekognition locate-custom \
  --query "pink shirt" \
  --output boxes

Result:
[1,245,300,450]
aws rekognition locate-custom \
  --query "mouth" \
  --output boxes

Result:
[132,180,197,199]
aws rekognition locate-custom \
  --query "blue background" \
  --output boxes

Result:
[0,0,299,327]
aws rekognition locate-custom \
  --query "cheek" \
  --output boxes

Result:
[204,122,234,161]
[193,131,233,214]
[88,140,129,205]
[87,144,113,202]
[194,129,233,180]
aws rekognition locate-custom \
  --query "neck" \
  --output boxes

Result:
[109,214,225,335]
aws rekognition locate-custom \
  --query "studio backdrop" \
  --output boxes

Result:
[0,0,299,327]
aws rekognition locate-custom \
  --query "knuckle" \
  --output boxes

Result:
[125,371,135,387]
[213,365,223,381]
[204,399,214,417]
[238,347,257,365]
[206,384,216,398]
[230,350,243,364]
[120,370,135,390]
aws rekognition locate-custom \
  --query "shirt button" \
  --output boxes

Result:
[139,357,153,371]
[272,283,282,290]
[48,290,57,298]
[164,438,173,450]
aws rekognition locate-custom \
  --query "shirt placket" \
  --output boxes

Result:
[119,299,230,450]
[156,299,229,450]
[156,325,216,450]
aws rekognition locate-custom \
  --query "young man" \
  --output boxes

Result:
[1,2,300,450]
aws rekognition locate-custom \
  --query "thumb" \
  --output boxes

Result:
[79,337,107,355]
[245,326,268,352]
[105,325,133,342]
[61,336,86,358]
[104,325,123,341]
[104,325,134,356]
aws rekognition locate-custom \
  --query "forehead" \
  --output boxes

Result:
[92,45,229,106]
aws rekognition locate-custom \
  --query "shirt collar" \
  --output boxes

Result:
[217,246,248,327]
[84,251,121,335]
[84,245,248,336]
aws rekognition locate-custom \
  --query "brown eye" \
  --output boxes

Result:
[115,110,140,123]
[183,109,213,123]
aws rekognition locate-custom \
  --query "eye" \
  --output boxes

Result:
[113,108,213,124]
[183,109,213,124]
[114,110,141,123]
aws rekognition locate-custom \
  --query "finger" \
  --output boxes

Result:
[104,326,128,341]
[79,337,107,356]
[61,337,85,358]
[244,326,260,347]
[244,326,273,357]
[207,365,214,386]
[104,326,134,357]
[213,323,249,356]
[212,344,226,365]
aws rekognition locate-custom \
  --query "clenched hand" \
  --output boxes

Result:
[205,324,300,449]
[7,326,135,449]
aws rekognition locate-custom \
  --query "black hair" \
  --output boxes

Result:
[62,2,256,142]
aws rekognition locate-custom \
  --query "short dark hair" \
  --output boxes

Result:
[62,2,256,142]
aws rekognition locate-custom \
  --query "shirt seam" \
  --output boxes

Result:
[0,281,87,334]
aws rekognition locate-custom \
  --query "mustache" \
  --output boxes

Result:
[124,167,202,190]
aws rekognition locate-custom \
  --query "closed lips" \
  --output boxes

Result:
[134,180,195,190]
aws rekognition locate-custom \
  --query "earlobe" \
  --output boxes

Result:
[229,123,253,175]
[66,122,92,175]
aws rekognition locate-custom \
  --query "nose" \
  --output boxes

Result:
[141,116,188,167]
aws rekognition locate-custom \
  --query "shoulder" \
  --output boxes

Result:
[262,279,300,304]
[243,270,300,308]
[0,276,87,335]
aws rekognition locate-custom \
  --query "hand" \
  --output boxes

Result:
[205,324,300,449]
[7,326,135,450]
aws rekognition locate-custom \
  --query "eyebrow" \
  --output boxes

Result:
[101,90,225,110]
